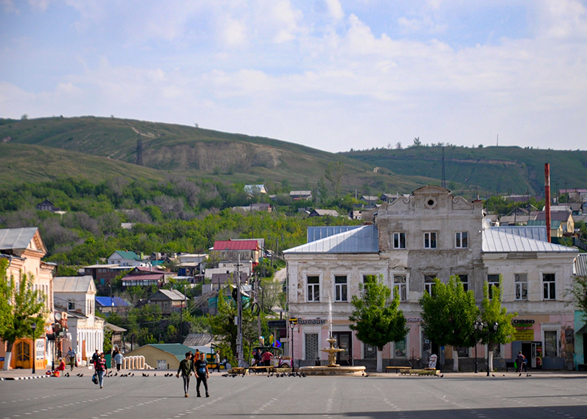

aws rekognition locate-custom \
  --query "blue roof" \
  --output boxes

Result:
[307,226,362,242]
[491,226,548,242]
[285,225,379,254]
[95,297,130,307]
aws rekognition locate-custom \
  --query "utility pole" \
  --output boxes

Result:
[236,255,244,367]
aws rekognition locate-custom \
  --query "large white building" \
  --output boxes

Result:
[284,186,579,370]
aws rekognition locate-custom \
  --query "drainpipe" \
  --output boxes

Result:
[545,163,551,243]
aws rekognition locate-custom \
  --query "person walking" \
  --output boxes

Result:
[66,347,76,371]
[214,350,221,372]
[176,352,194,397]
[194,352,209,398]
[57,357,66,377]
[91,349,100,365]
[516,351,525,373]
[94,352,107,389]
[114,351,124,372]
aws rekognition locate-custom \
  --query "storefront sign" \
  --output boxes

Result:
[36,339,44,360]
[513,319,535,327]
[514,329,535,341]
[298,318,327,325]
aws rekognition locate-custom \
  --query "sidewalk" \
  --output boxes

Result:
[0,364,93,381]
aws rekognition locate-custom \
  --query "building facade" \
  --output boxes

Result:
[284,186,579,370]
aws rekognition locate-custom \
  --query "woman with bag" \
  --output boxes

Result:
[94,352,107,389]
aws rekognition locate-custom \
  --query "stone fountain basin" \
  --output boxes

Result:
[298,365,366,376]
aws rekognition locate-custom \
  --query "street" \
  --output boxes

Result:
[1,372,587,419]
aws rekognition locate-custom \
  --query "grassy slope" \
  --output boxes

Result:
[342,146,587,195]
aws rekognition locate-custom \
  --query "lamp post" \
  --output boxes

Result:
[474,320,483,374]
[486,322,498,377]
[31,322,37,374]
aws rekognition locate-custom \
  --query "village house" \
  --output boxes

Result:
[284,186,579,371]
[148,289,188,315]
[107,250,143,267]
[290,190,312,201]
[0,227,55,371]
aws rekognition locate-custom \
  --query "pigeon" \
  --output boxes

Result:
[153,373,156,377]
[527,374,531,377]
[519,373,522,377]
[131,373,134,377]
[492,374,495,377]
[439,374,444,378]
[114,373,117,376]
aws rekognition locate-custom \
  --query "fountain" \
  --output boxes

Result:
[299,296,366,376]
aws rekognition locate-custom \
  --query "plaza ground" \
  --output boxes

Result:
[1,368,587,418]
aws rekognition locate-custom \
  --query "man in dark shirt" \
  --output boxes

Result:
[176,352,193,397]
[194,352,209,398]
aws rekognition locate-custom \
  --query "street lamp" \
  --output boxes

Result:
[485,322,498,377]
[474,320,483,374]
[31,322,37,374]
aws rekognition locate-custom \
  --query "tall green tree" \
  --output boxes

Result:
[419,276,479,371]
[0,259,47,370]
[324,161,344,199]
[349,274,407,372]
[571,275,587,320]
[479,279,517,372]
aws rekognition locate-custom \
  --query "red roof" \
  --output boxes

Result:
[122,274,164,281]
[213,240,259,251]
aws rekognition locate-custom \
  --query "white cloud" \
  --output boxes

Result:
[325,0,344,20]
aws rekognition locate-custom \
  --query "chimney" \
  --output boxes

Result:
[545,163,551,243]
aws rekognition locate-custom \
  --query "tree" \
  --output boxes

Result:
[349,274,407,372]
[0,259,47,370]
[324,161,344,199]
[479,279,517,372]
[317,177,328,204]
[419,276,479,371]
[570,275,587,321]
[413,137,421,147]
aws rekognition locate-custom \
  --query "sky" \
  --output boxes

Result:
[1,0,586,153]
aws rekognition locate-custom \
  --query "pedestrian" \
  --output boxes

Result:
[214,350,221,372]
[516,351,525,373]
[94,352,107,389]
[176,352,194,397]
[91,349,100,365]
[194,352,209,398]
[57,357,66,377]
[261,350,273,367]
[114,351,124,372]
[66,347,76,371]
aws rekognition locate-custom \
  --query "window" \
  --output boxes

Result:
[543,274,556,300]
[515,274,528,300]
[68,301,75,311]
[544,330,558,357]
[456,347,469,358]
[424,232,437,249]
[364,343,377,359]
[307,276,320,302]
[305,333,319,361]
[424,275,437,295]
[394,338,407,357]
[334,275,348,302]
[393,275,407,301]
[487,274,500,299]
[457,274,469,292]
[455,232,468,248]
[393,232,406,249]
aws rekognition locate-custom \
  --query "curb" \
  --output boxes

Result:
[1,375,52,381]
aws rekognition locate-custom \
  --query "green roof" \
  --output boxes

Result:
[148,344,194,362]
[114,250,140,260]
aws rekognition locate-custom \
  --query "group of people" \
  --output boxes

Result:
[252,349,273,366]
[176,351,213,398]
[516,351,529,373]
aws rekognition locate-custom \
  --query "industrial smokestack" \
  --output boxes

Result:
[545,163,551,243]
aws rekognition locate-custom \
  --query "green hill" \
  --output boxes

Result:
[341,145,587,196]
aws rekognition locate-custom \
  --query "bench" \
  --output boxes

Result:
[386,366,412,374]
[400,369,439,376]
[230,367,247,375]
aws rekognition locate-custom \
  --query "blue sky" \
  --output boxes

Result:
[1,0,586,152]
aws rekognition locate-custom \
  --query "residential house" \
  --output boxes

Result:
[53,275,105,365]
[361,196,380,205]
[290,191,313,201]
[95,296,130,315]
[528,210,574,242]
[148,289,188,315]
[284,186,578,371]
[104,323,127,353]
[499,207,535,226]
[211,239,261,265]
[380,193,398,203]
[120,266,168,288]
[36,199,60,212]
[560,188,587,203]
[0,227,55,371]
[84,263,130,289]
[309,209,339,217]
[107,250,142,267]
[125,343,194,370]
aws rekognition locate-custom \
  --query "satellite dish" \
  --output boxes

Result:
[55,312,62,321]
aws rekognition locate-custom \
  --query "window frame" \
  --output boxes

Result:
[543,273,556,300]
[334,275,348,302]
[393,275,407,301]
[487,274,500,299]
[456,274,469,292]
[306,275,321,302]
[455,231,468,248]
[423,232,437,249]
[424,274,437,295]
[515,273,528,301]
[393,232,406,249]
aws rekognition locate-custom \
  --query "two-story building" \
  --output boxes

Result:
[0,227,55,371]
[284,186,579,370]
[53,275,104,364]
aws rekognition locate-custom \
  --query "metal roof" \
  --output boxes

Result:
[95,297,130,307]
[285,225,379,254]
[307,226,362,243]
[575,254,587,276]
[482,229,577,253]
[213,240,259,251]
[490,226,548,242]
[0,227,39,251]
[145,344,194,361]
[54,275,95,293]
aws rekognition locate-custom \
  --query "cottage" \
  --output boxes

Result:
[148,289,188,315]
